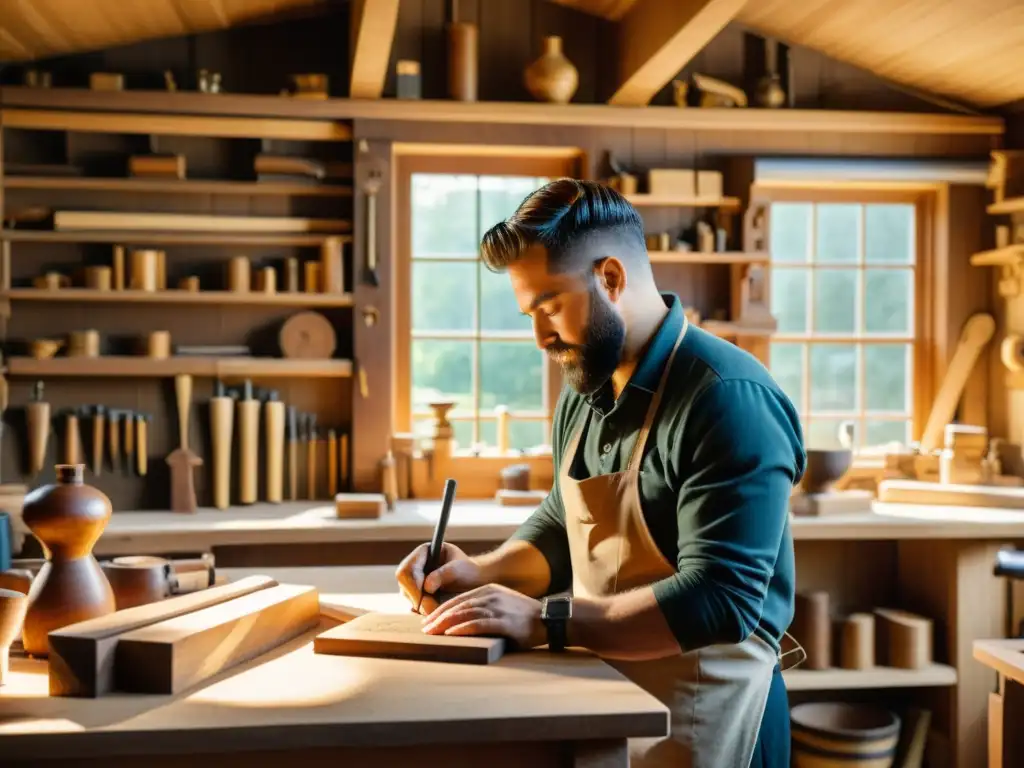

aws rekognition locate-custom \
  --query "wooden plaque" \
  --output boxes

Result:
[313,612,506,665]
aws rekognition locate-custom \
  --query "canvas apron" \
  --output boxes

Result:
[561,317,803,768]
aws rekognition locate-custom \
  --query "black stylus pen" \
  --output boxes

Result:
[416,477,457,613]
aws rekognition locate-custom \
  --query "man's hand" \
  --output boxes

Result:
[421,584,547,650]
[394,542,485,614]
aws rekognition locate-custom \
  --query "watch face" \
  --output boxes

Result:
[544,596,572,621]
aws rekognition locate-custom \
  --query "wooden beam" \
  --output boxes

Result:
[608,0,746,107]
[349,0,400,99]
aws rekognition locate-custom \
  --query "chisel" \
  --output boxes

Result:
[136,413,149,476]
[90,405,105,476]
[108,409,121,473]
[306,413,318,500]
[287,406,299,501]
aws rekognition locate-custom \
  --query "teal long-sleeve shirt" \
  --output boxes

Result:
[511,293,805,653]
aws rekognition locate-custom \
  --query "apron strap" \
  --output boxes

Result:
[625,314,689,472]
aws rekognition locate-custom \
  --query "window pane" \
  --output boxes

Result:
[412,261,476,331]
[479,419,548,452]
[769,342,804,411]
[411,339,474,412]
[479,176,547,231]
[813,269,857,334]
[771,268,808,332]
[412,174,479,257]
[865,269,912,334]
[866,204,914,265]
[480,262,532,332]
[865,344,910,413]
[769,203,812,263]
[806,418,850,450]
[814,204,860,264]
[480,342,544,411]
[865,419,910,448]
[809,344,857,411]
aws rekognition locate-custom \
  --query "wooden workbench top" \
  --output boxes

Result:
[973,639,1024,686]
[0,566,669,763]
[91,499,1024,556]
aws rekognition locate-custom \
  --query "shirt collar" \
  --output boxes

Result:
[586,293,685,414]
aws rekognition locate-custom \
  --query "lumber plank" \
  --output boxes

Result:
[48,575,277,697]
[115,583,320,693]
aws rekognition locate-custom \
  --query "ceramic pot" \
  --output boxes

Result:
[21,464,115,657]
[524,36,578,104]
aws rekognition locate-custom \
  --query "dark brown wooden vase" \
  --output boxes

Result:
[21,464,115,657]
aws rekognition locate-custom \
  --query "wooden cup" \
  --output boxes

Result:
[304,261,321,293]
[178,276,200,292]
[146,331,171,359]
[447,22,478,101]
[0,587,29,686]
[33,272,70,290]
[255,267,277,294]
[84,266,113,291]
[101,556,173,610]
[67,330,100,358]
[130,250,160,291]
[228,256,251,293]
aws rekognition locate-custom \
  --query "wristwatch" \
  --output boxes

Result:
[540,594,572,652]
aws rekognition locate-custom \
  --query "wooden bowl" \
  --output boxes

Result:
[791,702,900,767]
[802,449,853,493]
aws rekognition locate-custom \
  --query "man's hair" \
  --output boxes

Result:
[479,178,646,273]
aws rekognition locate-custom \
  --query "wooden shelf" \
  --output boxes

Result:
[783,664,957,691]
[3,176,353,197]
[1,229,351,246]
[625,194,740,210]
[6,356,353,378]
[0,87,1004,137]
[970,244,1024,266]
[987,198,1024,215]
[700,320,775,338]
[649,251,768,265]
[1,289,355,308]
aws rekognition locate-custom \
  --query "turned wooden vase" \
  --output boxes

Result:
[524,35,578,104]
[21,464,115,657]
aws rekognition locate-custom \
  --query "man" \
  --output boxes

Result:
[396,178,805,768]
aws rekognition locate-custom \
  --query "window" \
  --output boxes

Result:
[761,190,926,451]
[394,151,582,454]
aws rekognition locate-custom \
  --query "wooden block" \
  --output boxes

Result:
[115,583,320,694]
[695,170,723,199]
[647,168,695,196]
[48,575,276,697]
[53,211,349,233]
[791,591,831,670]
[89,72,124,91]
[874,607,932,669]
[838,613,875,670]
[496,489,547,507]
[128,155,186,180]
[313,612,505,664]
[991,691,1003,768]
[877,478,1024,508]
[335,493,386,519]
[790,490,873,516]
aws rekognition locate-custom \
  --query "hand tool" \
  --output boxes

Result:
[136,413,149,477]
[306,414,318,500]
[59,408,82,465]
[89,405,105,476]
[165,374,202,513]
[107,409,121,473]
[339,431,349,491]
[287,406,299,501]
[26,381,49,477]
[209,380,234,510]
[237,379,259,505]
[327,428,337,497]
[362,168,382,286]
[416,478,457,614]
[123,410,135,476]
[264,390,285,503]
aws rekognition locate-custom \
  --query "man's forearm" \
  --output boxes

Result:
[472,540,552,598]
[568,587,683,661]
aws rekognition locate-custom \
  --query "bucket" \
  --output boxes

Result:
[791,702,901,767]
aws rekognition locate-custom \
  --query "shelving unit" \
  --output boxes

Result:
[4,176,353,197]
[1,229,352,246]
[782,664,957,692]
[626,194,741,210]
[648,251,768,265]
[6,357,354,378]
[700,320,774,338]
[1,289,355,308]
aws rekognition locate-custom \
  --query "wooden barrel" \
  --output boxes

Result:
[791,702,900,767]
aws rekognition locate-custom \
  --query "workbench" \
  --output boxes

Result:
[0,566,669,767]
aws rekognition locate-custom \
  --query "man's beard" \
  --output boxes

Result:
[548,283,625,395]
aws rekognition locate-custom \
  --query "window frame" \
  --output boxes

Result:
[751,182,937,447]
[392,150,583,449]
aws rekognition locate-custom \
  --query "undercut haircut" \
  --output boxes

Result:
[480,178,647,274]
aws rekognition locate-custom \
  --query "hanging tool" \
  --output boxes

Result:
[123,410,136,477]
[265,390,285,504]
[362,167,382,286]
[209,380,234,510]
[59,408,82,466]
[287,406,299,502]
[26,381,50,477]
[339,431,349,491]
[306,413,318,500]
[136,413,149,477]
[89,405,105,476]
[166,374,202,513]
[327,428,338,497]
[237,379,259,505]
[107,409,121,473]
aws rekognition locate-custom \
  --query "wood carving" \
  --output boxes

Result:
[48,575,275,697]
[335,493,386,519]
[873,608,932,670]
[838,613,875,670]
[115,583,319,694]
[790,592,830,670]
[279,311,337,359]
[314,611,506,664]
[0,587,28,685]
[166,374,202,513]
[735,264,777,330]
